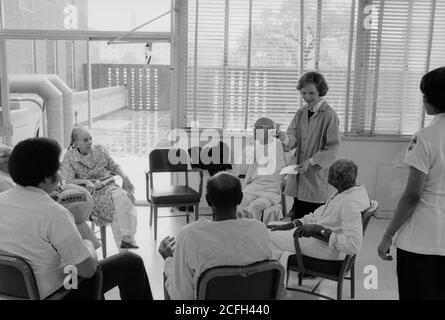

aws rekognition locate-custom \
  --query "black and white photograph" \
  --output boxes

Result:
[0,0,445,311]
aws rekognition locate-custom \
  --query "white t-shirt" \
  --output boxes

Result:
[164,218,272,300]
[395,113,445,255]
[0,186,91,299]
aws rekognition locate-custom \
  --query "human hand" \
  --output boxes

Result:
[127,191,136,205]
[122,176,135,194]
[296,160,311,174]
[83,180,95,193]
[158,236,176,260]
[276,129,286,142]
[377,234,393,261]
[268,222,294,231]
[293,224,324,238]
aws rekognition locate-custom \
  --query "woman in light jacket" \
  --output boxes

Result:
[277,72,340,219]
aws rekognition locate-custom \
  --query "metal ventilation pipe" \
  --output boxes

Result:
[45,74,74,148]
[9,74,64,145]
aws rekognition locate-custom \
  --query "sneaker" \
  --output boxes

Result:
[120,240,139,249]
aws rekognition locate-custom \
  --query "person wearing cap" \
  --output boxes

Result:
[276,72,340,220]
[233,117,286,223]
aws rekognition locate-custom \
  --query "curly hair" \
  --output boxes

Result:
[328,159,358,192]
[8,138,61,187]
[420,67,445,113]
[297,71,329,97]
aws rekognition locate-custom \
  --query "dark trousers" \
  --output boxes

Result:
[291,199,324,219]
[64,251,153,300]
[397,248,445,300]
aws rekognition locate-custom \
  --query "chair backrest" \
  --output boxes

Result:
[149,148,189,173]
[197,260,284,300]
[362,200,378,234]
[0,253,40,300]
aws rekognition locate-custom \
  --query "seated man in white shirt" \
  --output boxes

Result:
[158,172,272,300]
[268,159,370,262]
[0,138,152,300]
[234,117,286,223]
[0,144,100,248]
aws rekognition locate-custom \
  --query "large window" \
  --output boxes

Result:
[185,0,445,135]
[3,0,171,32]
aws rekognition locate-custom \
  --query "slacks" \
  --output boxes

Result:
[110,189,138,248]
[64,251,153,300]
[291,199,324,219]
[397,248,445,300]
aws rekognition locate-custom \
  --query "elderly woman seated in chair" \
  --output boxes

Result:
[61,126,138,250]
[268,159,370,262]
[234,117,286,224]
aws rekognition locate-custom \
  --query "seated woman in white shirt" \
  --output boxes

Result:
[234,117,286,223]
[268,159,370,261]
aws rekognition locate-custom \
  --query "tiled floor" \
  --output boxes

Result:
[92,108,399,300]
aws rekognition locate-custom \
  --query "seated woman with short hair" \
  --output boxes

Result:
[61,126,138,250]
[268,159,370,262]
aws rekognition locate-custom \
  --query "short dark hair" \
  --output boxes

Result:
[206,172,242,213]
[297,71,329,97]
[328,159,358,191]
[8,138,61,187]
[420,67,445,113]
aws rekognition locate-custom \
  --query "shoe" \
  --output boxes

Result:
[120,241,139,249]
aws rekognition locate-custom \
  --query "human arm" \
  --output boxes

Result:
[378,166,426,260]
[162,233,195,300]
[61,154,95,193]
[49,208,98,279]
[268,219,303,231]
[303,110,340,171]
[75,240,98,278]
[280,112,301,152]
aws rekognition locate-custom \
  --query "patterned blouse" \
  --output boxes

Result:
[61,145,121,227]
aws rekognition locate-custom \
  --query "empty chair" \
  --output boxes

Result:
[146,148,203,240]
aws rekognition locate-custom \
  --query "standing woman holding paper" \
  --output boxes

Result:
[277,72,340,219]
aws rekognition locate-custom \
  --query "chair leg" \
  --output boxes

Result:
[194,204,199,221]
[100,226,107,258]
[337,280,344,300]
[186,207,189,224]
[154,206,158,240]
[149,204,153,227]
[298,273,303,286]
[350,266,355,299]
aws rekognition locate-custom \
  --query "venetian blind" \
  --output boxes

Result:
[186,0,356,132]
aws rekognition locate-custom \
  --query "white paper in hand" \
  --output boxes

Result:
[279,165,300,175]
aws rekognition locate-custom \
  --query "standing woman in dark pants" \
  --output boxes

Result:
[277,72,340,219]
[378,67,445,300]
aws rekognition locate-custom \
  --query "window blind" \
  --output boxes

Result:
[186,0,356,132]
[185,0,445,135]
